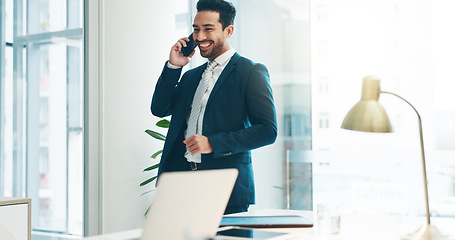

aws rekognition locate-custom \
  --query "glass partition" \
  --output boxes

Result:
[311,0,455,217]
[188,0,313,210]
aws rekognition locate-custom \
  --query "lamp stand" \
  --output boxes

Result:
[381,92,449,240]
[402,224,448,240]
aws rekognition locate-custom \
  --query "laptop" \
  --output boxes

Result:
[140,168,239,240]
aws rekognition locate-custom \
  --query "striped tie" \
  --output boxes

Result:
[185,60,218,162]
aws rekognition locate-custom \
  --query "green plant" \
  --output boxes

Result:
[140,118,169,215]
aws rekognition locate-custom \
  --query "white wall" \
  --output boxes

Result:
[86,0,175,234]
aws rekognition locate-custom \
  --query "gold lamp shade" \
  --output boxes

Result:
[341,75,392,133]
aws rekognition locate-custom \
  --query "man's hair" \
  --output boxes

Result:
[196,0,236,29]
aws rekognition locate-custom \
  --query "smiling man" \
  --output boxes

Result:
[151,0,277,214]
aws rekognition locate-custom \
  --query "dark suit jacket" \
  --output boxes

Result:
[151,53,277,207]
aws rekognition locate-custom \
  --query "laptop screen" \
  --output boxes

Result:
[140,169,239,240]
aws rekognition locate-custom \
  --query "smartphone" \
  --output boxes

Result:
[181,33,196,57]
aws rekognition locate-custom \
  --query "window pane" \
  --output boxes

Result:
[226,0,312,210]
[2,46,14,197]
[27,0,69,34]
[35,42,69,231]
[5,0,13,42]
[311,0,455,217]
[22,39,82,235]
[24,39,81,235]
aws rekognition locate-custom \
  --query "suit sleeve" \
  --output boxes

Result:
[208,63,278,158]
[151,61,183,117]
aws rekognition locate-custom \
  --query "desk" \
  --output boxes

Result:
[83,209,455,240]
[0,197,32,240]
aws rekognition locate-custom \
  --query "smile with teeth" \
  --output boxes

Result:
[198,42,212,49]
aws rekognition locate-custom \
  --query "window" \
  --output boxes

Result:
[317,40,328,57]
[311,0,455,217]
[1,0,84,237]
[318,76,329,94]
[318,113,329,129]
[316,4,328,22]
[227,0,313,210]
[195,0,455,217]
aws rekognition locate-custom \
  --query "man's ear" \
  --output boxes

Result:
[224,25,234,38]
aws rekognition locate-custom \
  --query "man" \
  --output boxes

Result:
[151,0,277,214]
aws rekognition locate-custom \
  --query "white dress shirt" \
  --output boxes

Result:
[181,48,236,163]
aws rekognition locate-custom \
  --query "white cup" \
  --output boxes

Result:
[316,204,341,234]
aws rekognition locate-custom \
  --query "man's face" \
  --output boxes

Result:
[192,10,233,60]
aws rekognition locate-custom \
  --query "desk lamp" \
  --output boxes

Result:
[341,75,448,240]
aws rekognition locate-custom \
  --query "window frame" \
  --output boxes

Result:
[0,0,6,197]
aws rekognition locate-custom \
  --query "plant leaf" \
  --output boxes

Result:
[141,189,155,196]
[144,163,160,172]
[145,129,166,141]
[151,150,163,159]
[140,176,157,187]
[144,205,151,217]
[156,119,170,128]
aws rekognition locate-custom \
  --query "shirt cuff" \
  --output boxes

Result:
[166,61,182,69]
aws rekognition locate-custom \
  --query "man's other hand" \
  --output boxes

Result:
[183,134,213,155]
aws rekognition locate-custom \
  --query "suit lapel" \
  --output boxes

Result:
[206,53,240,108]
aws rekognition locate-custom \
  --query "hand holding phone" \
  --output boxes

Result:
[169,34,195,67]
[181,33,196,57]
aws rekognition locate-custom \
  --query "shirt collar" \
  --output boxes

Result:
[212,48,235,67]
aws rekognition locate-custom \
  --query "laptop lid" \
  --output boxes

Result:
[140,169,239,240]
